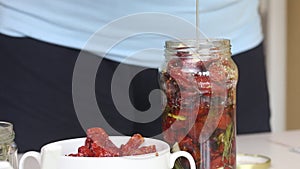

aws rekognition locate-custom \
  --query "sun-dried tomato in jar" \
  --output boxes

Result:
[160,39,238,169]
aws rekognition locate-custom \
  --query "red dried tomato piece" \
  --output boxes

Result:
[191,144,201,163]
[179,137,201,162]
[170,119,186,131]
[196,103,210,119]
[169,67,196,89]
[78,145,94,157]
[218,114,232,130]
[188,121,204,141]
[103,140,120,156]
[178,136,194,152]
[181,59,201,72]
[162,116,176,130]
[210,156,224,169]
[120,134,144,156]
[180,90,199,100]
[208,63,226,82]
[86,127,120,156]
[130,145,157,156]
[211,82,227,98]
[87,127,109,137]
[91,143,120,157]
[162,73,181,109]
[85,137,93,148]
[86,128,109,147]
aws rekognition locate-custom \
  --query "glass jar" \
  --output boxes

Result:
[160,39,238,169]
[0,122,18,169]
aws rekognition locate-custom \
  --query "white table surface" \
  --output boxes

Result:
[19,130,300,169]
[237,130,300,169]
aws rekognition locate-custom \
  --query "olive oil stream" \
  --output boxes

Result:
[196,0,200,47]
[195,0,211,49]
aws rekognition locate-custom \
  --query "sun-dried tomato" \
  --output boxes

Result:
[129,145,157,156]
[85,137,93,148]
[68,128,156,158]
[120,134,144,156]
[91,142,119,157]
[217,114,232,130]
[78,146,94,157]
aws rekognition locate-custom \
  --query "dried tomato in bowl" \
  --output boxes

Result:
[68,128,157,157]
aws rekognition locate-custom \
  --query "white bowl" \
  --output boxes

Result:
[19,136,196,169]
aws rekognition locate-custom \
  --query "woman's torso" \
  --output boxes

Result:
[0,0,262,68]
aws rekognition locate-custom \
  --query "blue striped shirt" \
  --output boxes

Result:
[0,0,263,68]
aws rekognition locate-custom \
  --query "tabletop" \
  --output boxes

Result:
[19,130,300,169]
[237,130,300,169]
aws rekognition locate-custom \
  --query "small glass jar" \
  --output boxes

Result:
[0,122,18,169]
[160,39,238,169]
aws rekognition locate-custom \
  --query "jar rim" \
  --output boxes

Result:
[0,121,13,128]
[164,39,231,58]
[0,121,15,143]
[165,39,230,49]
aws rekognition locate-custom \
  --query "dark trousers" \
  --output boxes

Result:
[233,44,271,134]
[0,34,270,152]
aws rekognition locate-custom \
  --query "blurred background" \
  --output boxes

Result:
[285,0,300,131]
[260,0,300,132]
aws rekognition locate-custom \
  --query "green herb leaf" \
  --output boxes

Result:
[222,122,234,160]
[168,113,187,121]
[173,159,186,169]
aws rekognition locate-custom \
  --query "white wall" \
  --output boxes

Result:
[261,0,287,132]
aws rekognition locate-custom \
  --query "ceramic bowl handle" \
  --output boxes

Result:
[170,151,196,169]
[19,144,61,169]
[19,151,42,169]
